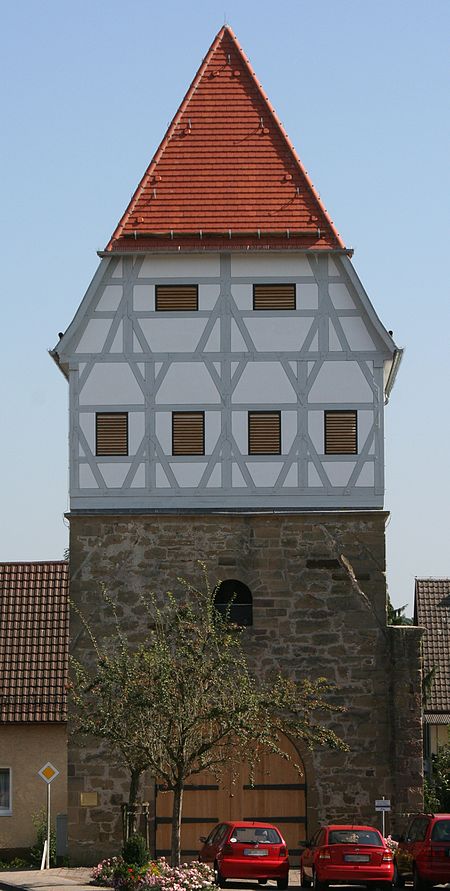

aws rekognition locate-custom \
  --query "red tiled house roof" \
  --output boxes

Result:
[106,26,346,254]
[414,578,450,719]
[0,562,69,723]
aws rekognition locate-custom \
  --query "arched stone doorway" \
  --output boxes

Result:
[155,734,306,862]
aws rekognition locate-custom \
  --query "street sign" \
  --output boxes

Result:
[38,762,60,784]
[375,799,391,811]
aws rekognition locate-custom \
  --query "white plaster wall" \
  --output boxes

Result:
[199,285,220,310]
[79,412,95,453]
[96,285,123,311]
[75,319,111,353]
[110,260,123,278]
[232,362,296,403]
[134,285,154,311]
[155,412,171,453]
[129,412,146,454]
[139,318,208,352]
[329,321,343,351]
[355,463,375,486]
[156,364,220,404]
[323,461,356,486]
[131,464,145,487]
[299,283,318,309]
[231,253,312,276]
[247,462,284,487]
[204,320,221,351]
[170,463,208,487]
[205,412,222,453]
[245,317,314,351]
[282,411,297,452]
[340,317,376,351]
[358,410,375,452]
[98,464,131,487]
[328,283,355,309]
[308,411,324,453]
[308,362,373,403]
[138,254,220,277]
[79,363,144,405]
[156,464,171,487]
[109,324,123,353]
[79,465,98,488]
[231,284,252,309]
[232,411,248,454]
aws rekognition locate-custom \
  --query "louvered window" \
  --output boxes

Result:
[248,412,281,455]
[172,412,204,455]
[253,284,296,310]
[155,285,198,311]
[96,413,128,456]
[324,411,357,454]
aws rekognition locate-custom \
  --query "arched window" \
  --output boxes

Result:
[214,579,253,627]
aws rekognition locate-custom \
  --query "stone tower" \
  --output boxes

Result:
[52,26,423,865]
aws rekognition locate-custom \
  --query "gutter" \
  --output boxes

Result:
[385,348,404,403]
[48,348,69,381]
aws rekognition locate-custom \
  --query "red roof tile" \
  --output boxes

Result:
[0,562,69,723]
[106,26,346,253]
[414,578,450,715]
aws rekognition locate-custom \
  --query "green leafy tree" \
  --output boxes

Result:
[70,567,346,865]
[387,595,412,625]
[424,734,450,812]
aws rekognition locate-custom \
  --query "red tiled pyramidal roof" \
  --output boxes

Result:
[106,26,346,253]
[0,562,69,723]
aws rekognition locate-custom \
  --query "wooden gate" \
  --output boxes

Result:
[155,735,306,863]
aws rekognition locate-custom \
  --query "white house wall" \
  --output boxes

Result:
[58,251,394,510]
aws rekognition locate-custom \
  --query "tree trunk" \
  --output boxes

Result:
[171,779,184,865]
[129,768,141,808]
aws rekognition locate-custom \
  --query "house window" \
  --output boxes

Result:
[155,285,198,311]
[324,411,357,454]
[248,411,281,455]
[0,768,11,815]
[172,412,205,455]
[96,413,128,456]
[253,284,296,310]
[214,580,253,626]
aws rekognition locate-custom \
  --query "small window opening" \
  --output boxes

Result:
[214,579,253,626]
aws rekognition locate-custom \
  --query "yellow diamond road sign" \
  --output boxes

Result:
[38,762,59,784]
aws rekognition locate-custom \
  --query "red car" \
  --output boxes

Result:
[299,824,394,890]
[198,820,290,888]
[394,812,450,890]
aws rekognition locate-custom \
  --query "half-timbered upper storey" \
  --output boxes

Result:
[52,26,401,512]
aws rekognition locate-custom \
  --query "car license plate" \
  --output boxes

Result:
[344,854,370,862]
[244,848,268,856]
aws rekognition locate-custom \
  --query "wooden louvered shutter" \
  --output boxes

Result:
[155,285,198,310]
[253,284,296,310]
[325,411,357,454]
[248,412,281,455]
[172,412,204,455]
[96,413,128,456]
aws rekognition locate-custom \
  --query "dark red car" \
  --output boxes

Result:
[198,820,290,888]
[394,812,450,890]
[299,824,394,890]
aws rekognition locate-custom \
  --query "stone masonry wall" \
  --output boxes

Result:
[68,511,423,865]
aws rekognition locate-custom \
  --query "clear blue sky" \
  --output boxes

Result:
[1,0,448,611]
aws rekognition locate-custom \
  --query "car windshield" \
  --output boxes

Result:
[231,826,282,844]
[328,830,382,846]
[431,820,450,842]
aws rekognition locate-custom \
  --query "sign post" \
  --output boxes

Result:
[38,763,60,869]
[375,797,391,838]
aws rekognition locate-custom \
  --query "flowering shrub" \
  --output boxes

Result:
[91,857,124,886]
[91,857,215,891]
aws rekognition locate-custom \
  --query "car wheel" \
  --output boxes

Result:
[277,878,289,890]
[313,869,327,891]
[214,862,226,888]
[393,864,405,888]
[413,866,430,891]
[300,867,312,888]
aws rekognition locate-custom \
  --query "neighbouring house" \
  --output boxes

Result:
[414,578,450,772]
[51,25,424,865]
[0,562,68,856]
